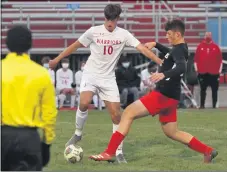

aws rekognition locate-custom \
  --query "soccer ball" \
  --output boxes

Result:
[64,144,83,163]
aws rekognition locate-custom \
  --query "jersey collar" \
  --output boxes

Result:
[6,52,30,60]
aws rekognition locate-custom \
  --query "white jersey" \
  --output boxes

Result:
[56,68,73,89]
[78,24,140,78]
[48,69,55,85]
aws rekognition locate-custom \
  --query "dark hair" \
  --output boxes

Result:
[6,25,32,54]
[41,56,51,64]
[61,58,69,63]
[165,19,185,36]
[104,4,122,20]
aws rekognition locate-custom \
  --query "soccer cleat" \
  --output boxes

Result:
[116,153,127,163]
[65,134,82,147]
[204,149,218,163]
[89,152,115,163]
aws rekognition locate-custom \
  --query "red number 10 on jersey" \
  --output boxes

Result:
[103,45,113,55]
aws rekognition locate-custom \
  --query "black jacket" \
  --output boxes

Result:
[116,65,140,92]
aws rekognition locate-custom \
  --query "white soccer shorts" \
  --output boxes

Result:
[80,74,120,102]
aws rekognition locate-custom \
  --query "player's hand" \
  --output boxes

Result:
[144,42,156,50]
[150,73,165,83]
[49,59,59,69]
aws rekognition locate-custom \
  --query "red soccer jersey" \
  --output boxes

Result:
[194,41,223,74]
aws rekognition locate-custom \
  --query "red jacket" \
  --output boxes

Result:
[194,40,223,74]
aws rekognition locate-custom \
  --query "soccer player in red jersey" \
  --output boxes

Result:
[89,19,218,163]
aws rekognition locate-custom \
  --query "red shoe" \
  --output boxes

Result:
[204,149,218,163]
[89,152,115,163]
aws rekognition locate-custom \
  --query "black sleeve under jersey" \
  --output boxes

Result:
[163,47,186,78]
[155,42,171,56]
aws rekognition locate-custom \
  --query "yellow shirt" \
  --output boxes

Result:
[2,53,58,144]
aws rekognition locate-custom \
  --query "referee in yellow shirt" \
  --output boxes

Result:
[1,26,58,171]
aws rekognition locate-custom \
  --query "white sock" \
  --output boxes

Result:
[75,108,88,136]
[70,95,76,108]
[113,124,124,156]
[59,94,66,107]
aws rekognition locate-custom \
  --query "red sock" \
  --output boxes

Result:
[105,131,125,156]
[188,137,213,154]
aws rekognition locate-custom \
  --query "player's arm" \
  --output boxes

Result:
[41,75,58,145]
[52,41,83,66]
[145,42,170,56]
[217,45,223,74]
[50,27,93,67]
[125,31,162,65]
[163,48,186,78]
[136,44,162,65]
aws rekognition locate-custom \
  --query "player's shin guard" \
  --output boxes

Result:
[113,124,124,156]
[75,109,88,136]
[188,137,213,154]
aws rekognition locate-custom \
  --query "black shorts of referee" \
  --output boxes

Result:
[1,126,42,171]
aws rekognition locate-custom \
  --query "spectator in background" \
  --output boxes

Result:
[116,57,140,108]
[194,32,223,109]
[42,56,55,85]
[42,56,58,108]
[140,61,157,96]
[56,58,76,109]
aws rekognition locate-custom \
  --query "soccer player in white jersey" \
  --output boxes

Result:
[50,4,162,163]
[56,58,76,109]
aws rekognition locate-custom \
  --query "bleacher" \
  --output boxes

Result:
[2,1,227,54]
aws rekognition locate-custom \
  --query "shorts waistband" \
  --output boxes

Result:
[1,125,38,130]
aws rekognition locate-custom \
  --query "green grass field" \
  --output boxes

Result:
[45,109,227,171]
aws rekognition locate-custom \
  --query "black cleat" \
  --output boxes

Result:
[204,150,218,163]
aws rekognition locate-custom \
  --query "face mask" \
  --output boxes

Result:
[43,63,49,69]
[205,37,212,43]
[62,63,69,69]
[122,62,130,68]
[81,66,84,71]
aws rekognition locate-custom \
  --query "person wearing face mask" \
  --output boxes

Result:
[42,56,55,85]
[56,58,76,109]
[140,61,158,96]
[194,32,223,109]
[42,56,58,108]
[116,57,140,108]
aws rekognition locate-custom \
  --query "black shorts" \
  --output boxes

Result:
[1,126,42,171]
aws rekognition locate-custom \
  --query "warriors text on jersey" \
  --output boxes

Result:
[78,24,140,78]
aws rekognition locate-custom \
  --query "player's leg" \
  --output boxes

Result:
[128,86,140,101]
[66,74,96,147]
[69,88,76,108]
[90,100,149,162]
[209,74,219,108]
[57,88,66,108]
[198,74,208,109]
[65,91,94,147]
[159,104,218,163]
[120,88,129,107]
[89,91,160,162]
